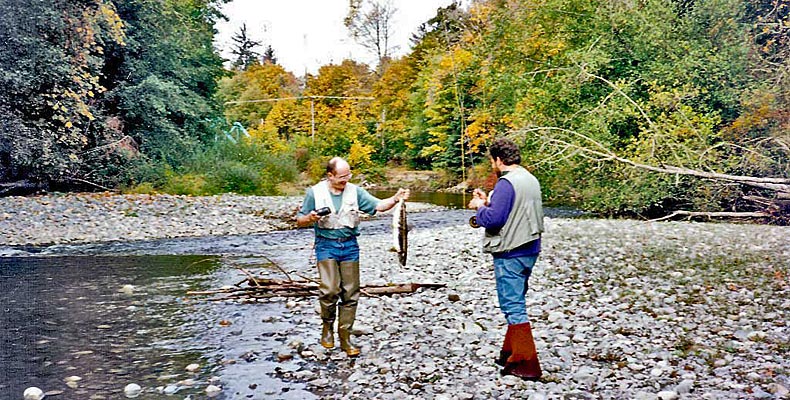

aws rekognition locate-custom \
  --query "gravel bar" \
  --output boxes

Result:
[1,193,788,399]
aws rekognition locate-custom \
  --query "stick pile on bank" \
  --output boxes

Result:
[187,276,446,303]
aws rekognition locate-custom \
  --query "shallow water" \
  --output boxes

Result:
[369,190,474,209]
[0,255,318,399]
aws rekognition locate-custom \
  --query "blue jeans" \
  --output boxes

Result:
[315,236,359,262]
[494,255,538,325]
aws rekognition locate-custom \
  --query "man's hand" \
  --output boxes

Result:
[468,188,487,210]
[395,188,410,202]
[376,188,410,212]
[468,197,485,210]
[297,210,321,227]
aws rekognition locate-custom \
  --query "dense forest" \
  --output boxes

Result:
[1,0,788,221]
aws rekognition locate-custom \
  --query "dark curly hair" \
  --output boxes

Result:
[488,138,521,165]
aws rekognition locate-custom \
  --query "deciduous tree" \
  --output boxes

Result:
[345,0,397,66]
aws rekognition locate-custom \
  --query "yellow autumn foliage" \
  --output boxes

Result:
[465,111,496,153]
[348,140,374,169]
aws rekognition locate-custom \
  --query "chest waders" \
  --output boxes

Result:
[317,258,360,357]
[312,181,362,357]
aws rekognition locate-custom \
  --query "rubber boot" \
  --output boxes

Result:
[317,260,341,349]
[337,261,360,357]
[495,325,514,366]
[338,306,360,357]
[319,304,335,349]
[320,320,335,349]
[501,322,542,381]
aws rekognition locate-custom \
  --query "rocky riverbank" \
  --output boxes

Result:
[2,193,789,399]
[287,218,789,400]
[0,192,437,247]
[0,193,301,247]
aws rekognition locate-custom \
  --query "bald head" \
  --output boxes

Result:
[326,157,350,175]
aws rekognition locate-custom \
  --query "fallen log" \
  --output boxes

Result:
[187,279,446,302]
[649,210,772,222]
[362,283,446,295]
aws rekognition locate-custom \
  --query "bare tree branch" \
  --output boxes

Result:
[345,0,397,63]
[649,210,771,222]
[509,127,790,194]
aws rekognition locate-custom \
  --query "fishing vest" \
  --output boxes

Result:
[312,180,361,230]
[482,166,544,254]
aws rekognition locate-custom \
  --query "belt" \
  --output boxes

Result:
[316,235,356,243]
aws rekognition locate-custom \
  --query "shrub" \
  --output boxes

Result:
[124,182,158,195]
[210,161,260,194]
[162,173,209,196]
[306,155,332,181]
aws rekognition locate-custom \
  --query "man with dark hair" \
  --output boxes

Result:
[468,138,544,381]
[296,157,409,357]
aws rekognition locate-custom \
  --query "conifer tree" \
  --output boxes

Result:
[230,23,262,70]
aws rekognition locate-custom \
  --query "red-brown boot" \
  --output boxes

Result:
[495,325,514,366]
[501,322,541,381]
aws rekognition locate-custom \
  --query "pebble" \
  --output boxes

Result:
[205,385,222,397]
[675,379,694,394]
[0,193,302,246]
[657,391,679,400]
[185,363,200,372]
[123,383,142,398]
[119,284,134,295]
[23,387,43,400]
[162,384,179,395]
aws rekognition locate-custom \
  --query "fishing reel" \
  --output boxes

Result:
[315,207,331,216]
[469,216,480,228]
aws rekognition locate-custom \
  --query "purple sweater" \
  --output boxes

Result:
[476,178,541,258]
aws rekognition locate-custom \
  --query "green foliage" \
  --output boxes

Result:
[312,119,361,160]
[0,0,126,185]
[306,156,332,181]
[112,75,206,168]
[128,139,298,196]
[125,181,157,194]
[191,140,298,195]
[161,173,209,196]
[211,161,262,194]
[0,0,227,191]
[431,0,790,216]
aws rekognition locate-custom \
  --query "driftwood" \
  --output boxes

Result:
[649,210,771,222]
[187,277,446,302]
[0,180,43,196]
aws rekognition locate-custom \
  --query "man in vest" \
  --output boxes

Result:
[467,138,544,381]
[296,157,409,357]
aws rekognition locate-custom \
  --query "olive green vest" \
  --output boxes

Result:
[482,166,544,254]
